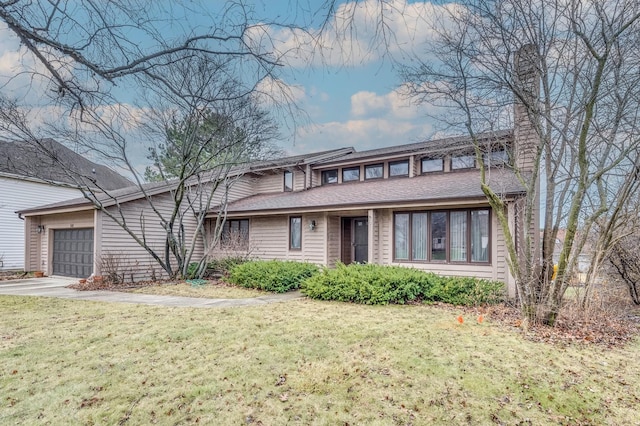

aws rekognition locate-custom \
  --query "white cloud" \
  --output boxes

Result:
[247,0,457,68]
[350,85,421,120]
[288,116,433,155]
[253,75,306,106]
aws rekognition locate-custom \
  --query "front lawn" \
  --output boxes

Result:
[1,296,638,425]
[126,281,268,299]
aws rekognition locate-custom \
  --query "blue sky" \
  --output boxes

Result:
[0,0,450,162]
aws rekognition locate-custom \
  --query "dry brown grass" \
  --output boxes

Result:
[1,295,639,425]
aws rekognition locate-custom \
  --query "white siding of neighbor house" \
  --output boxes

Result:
[36,210,95,275]
[0,175,79,271]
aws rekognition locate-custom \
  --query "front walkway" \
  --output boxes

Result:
[0,277,304,308]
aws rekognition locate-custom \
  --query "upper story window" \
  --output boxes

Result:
[284,171,293,192]
[365,163,383,180]
[389,160,409,177]
[421,158,444,173]
[321,169,338,185]
[342,166,360,182]
[483,149,509,167]
[451,154,476,170]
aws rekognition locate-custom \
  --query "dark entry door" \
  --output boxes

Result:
[353,218,368,263]
[52,228,94,277]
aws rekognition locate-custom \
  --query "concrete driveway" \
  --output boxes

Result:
[0,277,303,308]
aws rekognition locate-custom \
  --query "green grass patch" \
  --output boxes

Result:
[302,263,504,306]
[226,260,319,293]
[1,295,638,425]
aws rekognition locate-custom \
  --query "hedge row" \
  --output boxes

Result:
[226,260,504,306]
[301,262,504,306]
[225,260,319,293]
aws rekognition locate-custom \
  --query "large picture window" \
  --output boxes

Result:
[289,216,302,250]
[393,209,490,263]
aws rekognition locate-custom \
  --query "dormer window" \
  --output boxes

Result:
[342,166,360,182]
[321,169,338,185]
[389,160,409,177]
[421,158,444,173]
[284,171,293,191]
[365,164,383,179]
[451,154,475,170]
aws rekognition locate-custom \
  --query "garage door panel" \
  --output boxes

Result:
[52,228,94,278]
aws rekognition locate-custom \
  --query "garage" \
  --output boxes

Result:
[52,228,94,278]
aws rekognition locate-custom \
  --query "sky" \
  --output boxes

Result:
[0,0,453,163]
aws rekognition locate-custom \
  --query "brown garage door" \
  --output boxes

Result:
[52,228,94,278]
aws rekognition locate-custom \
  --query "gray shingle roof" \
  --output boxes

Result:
[221,168,525,214]
[0,139,133,190]
[314,130,513,166]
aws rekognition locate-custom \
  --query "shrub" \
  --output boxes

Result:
[226,260,319,293]
[301,263,504,306]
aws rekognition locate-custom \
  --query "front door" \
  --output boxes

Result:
[353,218,368,263]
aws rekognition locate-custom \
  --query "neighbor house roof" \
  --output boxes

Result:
[0,139,133,190]
[216,168,526,215]
[16,147,357,216]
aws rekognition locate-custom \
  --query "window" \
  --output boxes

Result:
[471,210,489,262]
[284,171,293,192]
[365,163,383,179]
[422,158,444,173]
[289,216,302,250]
[451,154,475,170]
[393,209,490,263]
[483,149,509,167]
[431,212,447,261]
[222,219,249,249]
[449,211,467,262]
[389,160,409,177]
[321,169,338,185]
[342,166,360,182]
[394,213,409,260]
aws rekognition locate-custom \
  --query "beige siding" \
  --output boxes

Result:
[326,215,341,267]
[222,214,327,265]
[293,171,306,191]
[254,172,283,193]
[23,216,41,272]
[39,210,94,276]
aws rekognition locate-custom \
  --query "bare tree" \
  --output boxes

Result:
[0,1,289,279]
[399,0,640,325]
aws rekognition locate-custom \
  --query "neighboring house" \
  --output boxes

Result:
[0,139,133,271]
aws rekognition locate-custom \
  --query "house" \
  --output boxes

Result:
[17,125,535,297]
[0,139,133,271]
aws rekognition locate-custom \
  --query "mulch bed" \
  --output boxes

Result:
[450,303,640,348]
[0,271,29,281]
